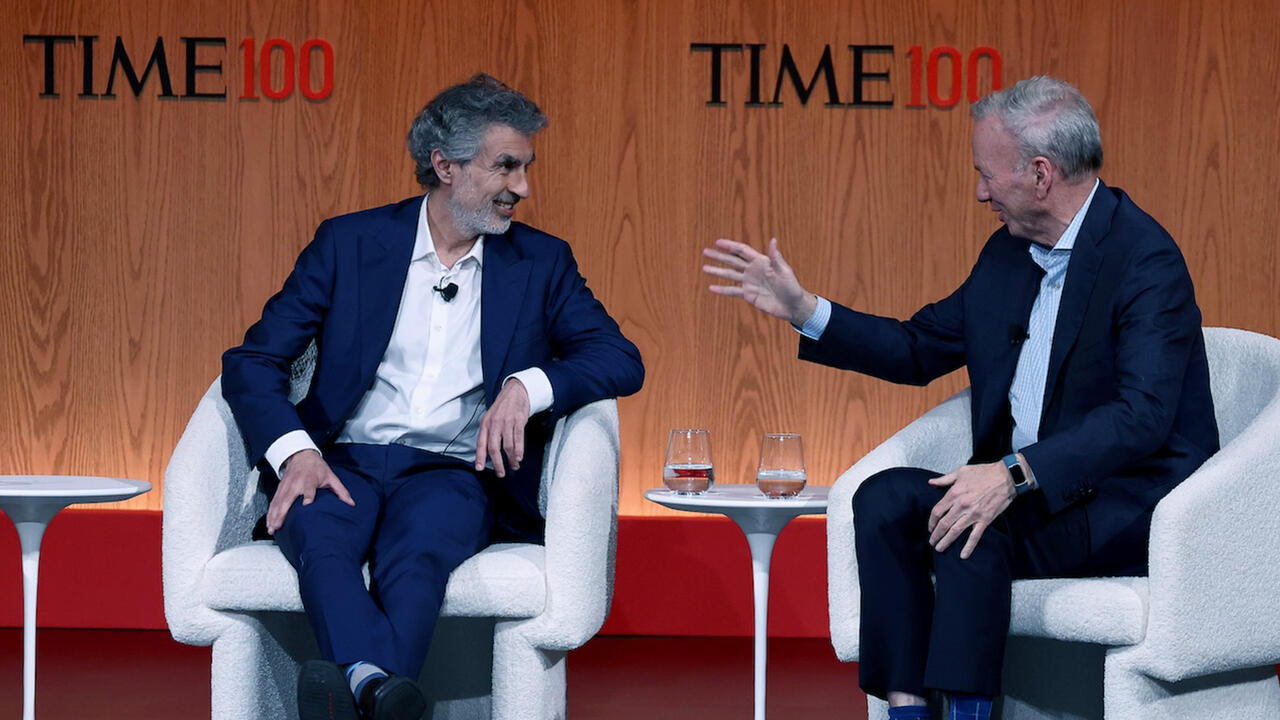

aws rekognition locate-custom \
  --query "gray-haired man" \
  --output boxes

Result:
[223,74,644,720]
[704,76,1215,719]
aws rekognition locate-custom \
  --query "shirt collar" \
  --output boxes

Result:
[1045,178,1100,253]
[414,194,485,269]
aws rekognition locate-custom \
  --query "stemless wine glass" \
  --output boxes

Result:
[663,429,715,494]
[756,433,806,498]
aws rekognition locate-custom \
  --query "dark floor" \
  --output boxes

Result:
[0,629,866,719]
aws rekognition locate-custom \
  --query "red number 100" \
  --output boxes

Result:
[906,46,1001,108]
[239,38,334,101]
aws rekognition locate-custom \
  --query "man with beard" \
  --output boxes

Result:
[222,74,644,720]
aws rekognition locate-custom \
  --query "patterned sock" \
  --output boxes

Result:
[344,661,388,700]
[887,705,932,720]
[949,694,993,720]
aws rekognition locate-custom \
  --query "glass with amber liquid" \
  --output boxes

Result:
[756,433,806,498]
[663,429,715,494]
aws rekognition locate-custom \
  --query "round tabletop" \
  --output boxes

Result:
[0,476,151,504]
[644,483,829,514]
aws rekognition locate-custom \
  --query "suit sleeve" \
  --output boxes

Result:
[1021,239,1201,512]
[221,221,337,466]
[797,267,973,386]
[537,243,644,417]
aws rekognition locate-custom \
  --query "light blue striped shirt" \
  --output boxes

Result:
[1008,180,1098,451]
[795,180,1100,455]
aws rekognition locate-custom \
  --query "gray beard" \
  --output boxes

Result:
[448,196,511,237]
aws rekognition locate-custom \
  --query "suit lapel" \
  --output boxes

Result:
[357,197,420,384]
[1042,183,1117,410]
[481,230,531,402]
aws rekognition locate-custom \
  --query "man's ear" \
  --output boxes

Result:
[431,149,453,185]
[1031,156,1054,198]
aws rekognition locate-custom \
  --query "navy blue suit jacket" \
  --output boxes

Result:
[800,183,1218,566]
[222,196,644,532]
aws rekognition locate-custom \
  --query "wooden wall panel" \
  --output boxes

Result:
[1,0,1277,514]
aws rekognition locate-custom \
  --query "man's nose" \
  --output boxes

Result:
[509,168,530,198]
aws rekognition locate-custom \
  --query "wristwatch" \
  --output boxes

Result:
[1003,453,1033,496]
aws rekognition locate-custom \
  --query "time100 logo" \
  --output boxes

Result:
[691,43,1003,108]
[22,34,334,101]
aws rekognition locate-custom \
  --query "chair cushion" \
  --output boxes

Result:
[200,541,546,618]
[1009,576,1148,645]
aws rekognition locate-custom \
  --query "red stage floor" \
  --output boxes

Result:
[0,629,867,719]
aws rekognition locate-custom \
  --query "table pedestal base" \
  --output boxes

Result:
[3,502,71,720]
[725,509,808,720]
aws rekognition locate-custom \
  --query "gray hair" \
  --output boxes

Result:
[971,75,1103,181]
[407,74,548,188]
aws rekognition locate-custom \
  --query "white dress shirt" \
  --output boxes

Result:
[264,197,554,474]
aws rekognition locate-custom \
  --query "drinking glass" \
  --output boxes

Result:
[756,433,806,498]
[663,429,715,494]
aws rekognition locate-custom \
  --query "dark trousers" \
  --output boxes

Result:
[852,466,1137,699]
[272,443,496,678]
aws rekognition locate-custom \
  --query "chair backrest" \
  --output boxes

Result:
[1202,327,1280,446]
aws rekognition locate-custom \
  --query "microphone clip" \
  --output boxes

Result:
[433,280,459,302]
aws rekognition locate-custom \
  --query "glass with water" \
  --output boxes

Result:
[756,433,806,498]
[663,428,715,494]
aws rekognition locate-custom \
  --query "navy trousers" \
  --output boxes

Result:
[852,466,1141,699]
[272,443,496,678]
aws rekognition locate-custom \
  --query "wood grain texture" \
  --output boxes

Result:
[1,0,1277,514]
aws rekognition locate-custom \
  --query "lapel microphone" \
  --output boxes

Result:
[432,280,459,302]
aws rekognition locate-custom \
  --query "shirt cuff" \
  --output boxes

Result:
[791,296,832,340]
[506,368,554,416]
[264,430,321,476]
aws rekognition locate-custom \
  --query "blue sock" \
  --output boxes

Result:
[344,661,388,700]
[949,694,992,720]
[888,705,932,720]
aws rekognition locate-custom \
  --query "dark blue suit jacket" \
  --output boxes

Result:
[222,196,644,534]
[800,183,1218,567]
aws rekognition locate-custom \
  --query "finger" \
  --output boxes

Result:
[708,285,746,297]
[489,425,507,477]
[502,420,520,471]
[513,420,525,468]
[933,518,968,553]
[766,237,792,272]
[266,490,295,535]
[713,238,765,261]
[475,415,490,470]
[326,475,356,506]
[928,472,957,487]
[702,248,749,270]
[301,484,316,506]
[960,521,989,560]
[928,495,953,532]
[702,264,745,282]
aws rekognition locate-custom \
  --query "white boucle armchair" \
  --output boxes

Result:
[162,351,621,720]
[827,326,1280,720]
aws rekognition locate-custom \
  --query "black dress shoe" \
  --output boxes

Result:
[297,660,359,720]
[357,675,427,720]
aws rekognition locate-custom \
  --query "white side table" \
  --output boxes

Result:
[644,484,829,720]
[0,476,151,720]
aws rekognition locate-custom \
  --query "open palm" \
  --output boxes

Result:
[703,237,810,324]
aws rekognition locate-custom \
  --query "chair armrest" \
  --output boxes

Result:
[519,399,621,651]
[1128,393,1280,681]
[828,389,973,661]
[162,378,264,645]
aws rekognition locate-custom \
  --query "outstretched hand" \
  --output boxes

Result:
[703,237,816,325]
